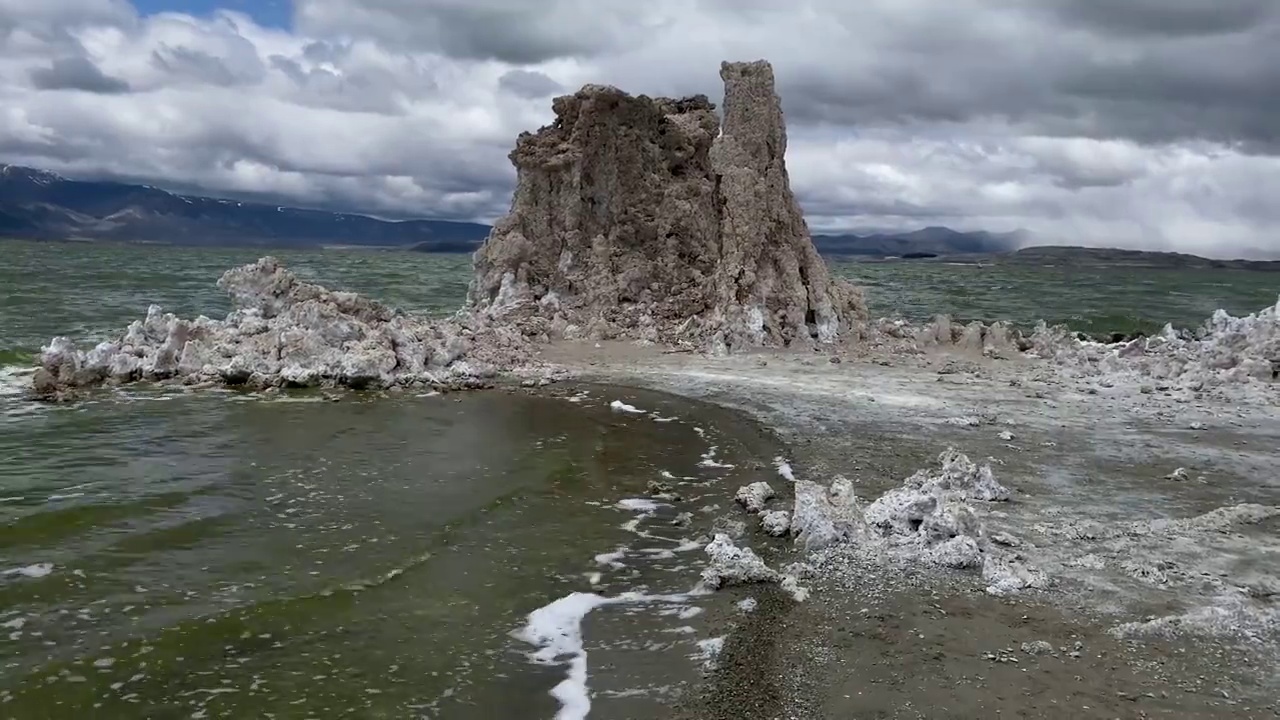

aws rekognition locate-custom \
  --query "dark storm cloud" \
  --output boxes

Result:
[295,0,647,64]
[7,0,1280,255]
[295,0,1280,149]
[423,5,607,64]
[29,55,131,93]
[497,69,562,99]
[1045,0,1276,37]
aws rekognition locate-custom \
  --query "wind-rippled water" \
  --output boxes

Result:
[0,239,1277,718]
[0,240,785,719]
[836,259,1278,338]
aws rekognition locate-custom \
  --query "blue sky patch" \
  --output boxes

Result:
[131,0,292,29]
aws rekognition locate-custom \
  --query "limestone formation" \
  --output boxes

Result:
[33,257,535,396]
[469,60,867,352]
[30,59,871,399]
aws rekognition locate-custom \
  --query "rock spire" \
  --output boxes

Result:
[469,59,867,352]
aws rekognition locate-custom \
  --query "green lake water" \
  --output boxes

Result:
[0,239,1276,718]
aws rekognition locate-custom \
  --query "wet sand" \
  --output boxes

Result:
[542,339,1280,719]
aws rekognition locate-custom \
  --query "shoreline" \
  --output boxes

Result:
[545,339,1280,718]
[6,338,1277,717]
[7,296,1279,717]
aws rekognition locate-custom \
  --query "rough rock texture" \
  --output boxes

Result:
[891,295,1280,398]
[701,534,779,588]
[778,450,1042,591]
[913,315,1024,359]
[760,509,791,537]
[34,257,536,396]
[734,481,775,513]
[791,476,869,552]
[859,449,1009,572]
[469,60,867,353]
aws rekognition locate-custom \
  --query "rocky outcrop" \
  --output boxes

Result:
[897,296,1280,395]
[469,60,867,352]
[33,257,535,397]
[31,58,871,399]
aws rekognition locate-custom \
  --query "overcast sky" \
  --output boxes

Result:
[3,0,1279,257]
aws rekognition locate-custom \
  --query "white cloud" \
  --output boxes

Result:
[2,0,1280,257]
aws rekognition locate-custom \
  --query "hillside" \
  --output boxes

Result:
[811,227,1029,257]
[0,165,491,250]
[1001,245,1280,271]
[1,164,1035,256]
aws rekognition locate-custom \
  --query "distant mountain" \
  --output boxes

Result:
[0,164,1030,257]
[811,226,1029,257]
[0,165,491,250]
[1002,245,1280,271]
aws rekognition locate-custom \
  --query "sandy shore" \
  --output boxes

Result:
[540,339,1280,719]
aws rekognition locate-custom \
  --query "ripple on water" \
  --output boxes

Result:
[0,384,777,718]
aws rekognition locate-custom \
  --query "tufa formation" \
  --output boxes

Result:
[30,59,868,399]
[469,60,868,352]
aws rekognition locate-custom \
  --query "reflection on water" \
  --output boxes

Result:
[0,384,777,718]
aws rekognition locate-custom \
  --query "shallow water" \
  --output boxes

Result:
[0,382,777,718]
[0,240,798,717]
[2,239,1277,717]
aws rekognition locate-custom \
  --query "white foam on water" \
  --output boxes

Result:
[651,415,678,423]
[47,493,85,501]
[0,366,31,397]
[616,498,665,513]
[698,446,735,469]
[639,548,676,560]
[774,457,796,482]
[594,548,627,568]
[4,563,53,578]
[515,590,694,720]
[672,539,704,553]
[609,400,645,414]
[693,637,725,669]
[736,597,758,613]
[677,606,703,619]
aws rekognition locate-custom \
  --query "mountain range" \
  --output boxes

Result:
[0,165,490,252]
[0,164,1025,256]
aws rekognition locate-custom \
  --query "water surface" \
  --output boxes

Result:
[2,239,1277,718]
[0,240,790,718]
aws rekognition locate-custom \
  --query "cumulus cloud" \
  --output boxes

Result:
[2,0,1280,256]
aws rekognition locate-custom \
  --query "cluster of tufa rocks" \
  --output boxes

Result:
[32,59,868,399]
[33,257,535,397]
[888,296,1280,393]
[733,448,1047,596]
